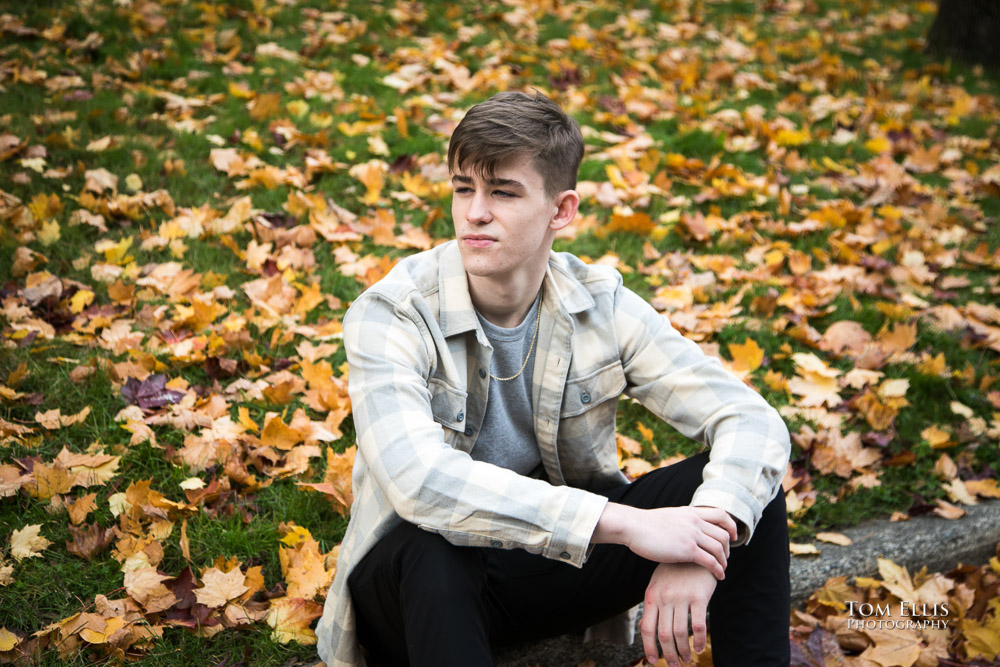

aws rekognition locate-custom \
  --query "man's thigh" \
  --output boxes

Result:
[484,452,710,646]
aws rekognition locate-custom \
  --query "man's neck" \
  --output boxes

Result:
[467,267,546,329]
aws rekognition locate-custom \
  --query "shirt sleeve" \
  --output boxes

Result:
[613,281,790,544]
[343,292,608,566]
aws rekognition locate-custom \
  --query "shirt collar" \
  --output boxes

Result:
[437,240,596,338]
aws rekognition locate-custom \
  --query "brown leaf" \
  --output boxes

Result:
[123,566,177,613]
[858,628,922,667]
[819,321,872,357]
[248,93,282,121]
[66,522,115,560]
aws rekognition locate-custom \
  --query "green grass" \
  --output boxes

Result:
[2,0,1000,662]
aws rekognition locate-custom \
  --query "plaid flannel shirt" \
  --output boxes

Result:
[316,240,790,666]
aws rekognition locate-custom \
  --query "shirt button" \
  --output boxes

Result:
[456,411,464,422]
[490,540,502,548]
[559,551,571,559]
[581,391,591,404]
[479,368,487,378]
[464,426,473,436]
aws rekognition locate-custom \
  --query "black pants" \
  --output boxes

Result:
[348,453,790,666]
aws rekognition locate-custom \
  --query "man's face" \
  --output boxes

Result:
[451,155,561,282]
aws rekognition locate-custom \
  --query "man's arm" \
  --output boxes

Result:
[344,290,609,566]
[590,502,736,579]
[613,282,790,544]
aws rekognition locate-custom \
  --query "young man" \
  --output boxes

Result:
[316,91,791,667]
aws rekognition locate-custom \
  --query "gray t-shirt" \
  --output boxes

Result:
[472,292,543,477]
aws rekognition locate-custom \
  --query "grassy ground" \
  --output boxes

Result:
[1,0,999,663]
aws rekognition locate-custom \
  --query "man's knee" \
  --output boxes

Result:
[383,523,487,597]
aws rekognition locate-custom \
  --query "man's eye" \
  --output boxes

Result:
[493,190,515,198]
[454,187,473,194]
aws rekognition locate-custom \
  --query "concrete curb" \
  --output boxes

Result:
[496,499,1000,667]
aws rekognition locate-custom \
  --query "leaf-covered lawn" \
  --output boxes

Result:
[1,0,998,663]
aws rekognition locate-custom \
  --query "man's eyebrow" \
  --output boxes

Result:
[450,174,527,190]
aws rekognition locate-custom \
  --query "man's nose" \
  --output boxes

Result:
[466,192,492,223]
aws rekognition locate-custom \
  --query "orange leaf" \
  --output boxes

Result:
[266,597,322,644]
[727,338,764,372]
[261,413,307,451]
[67,493,98,525]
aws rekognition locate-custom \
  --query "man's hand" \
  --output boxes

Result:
[592,504,737,579]
[640,562,718,667]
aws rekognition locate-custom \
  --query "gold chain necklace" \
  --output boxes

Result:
[489,293,541,382]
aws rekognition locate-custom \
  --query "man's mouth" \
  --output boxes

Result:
[462,235,496,248]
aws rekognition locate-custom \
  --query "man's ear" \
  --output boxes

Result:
[549,190,580,232]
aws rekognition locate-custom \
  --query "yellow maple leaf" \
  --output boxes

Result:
[266,596,322,644]
[921,424,954,449]
[348,159,388,206]
[281,537,333,600]
[38,219,60,246]
[69,289,94,314]
[24,461,76,499]
[964,613,1000,661]
[10,524,52,561]
[865,135,892,154]
[79,615,125,644]
[279,524,313,547]
[260,413,307,451]
[0,627,19,651]
[728,338,764,372]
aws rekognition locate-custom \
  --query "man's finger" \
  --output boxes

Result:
[693,548,725,580]
[702,520,732,549]
[658,606,679,667]
[691,598,709,654]
[673,602,692,664]
[694,506,738,541]
[696,532,727,572]
[640,605,660,664]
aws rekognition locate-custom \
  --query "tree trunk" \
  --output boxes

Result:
[925,0,1000,67]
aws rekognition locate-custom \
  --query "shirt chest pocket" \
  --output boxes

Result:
[559,361,627,469]
[428,378,471,450]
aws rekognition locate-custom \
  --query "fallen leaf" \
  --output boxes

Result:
[67,493,98,525]
[194,567,249,608]
[266,596,322,644]
[66,522,115,560]
[11,524,52,561]
[932,499,966,520]
[790,542,820,556]
[816,532,852,546]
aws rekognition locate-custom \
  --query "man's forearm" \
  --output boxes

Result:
[589,502,737,580]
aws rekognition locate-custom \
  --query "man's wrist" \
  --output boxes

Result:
[591,502,634,546]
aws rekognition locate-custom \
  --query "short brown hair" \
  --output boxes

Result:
[447,91,584,198]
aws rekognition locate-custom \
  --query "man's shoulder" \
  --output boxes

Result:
[353,243,449,305]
